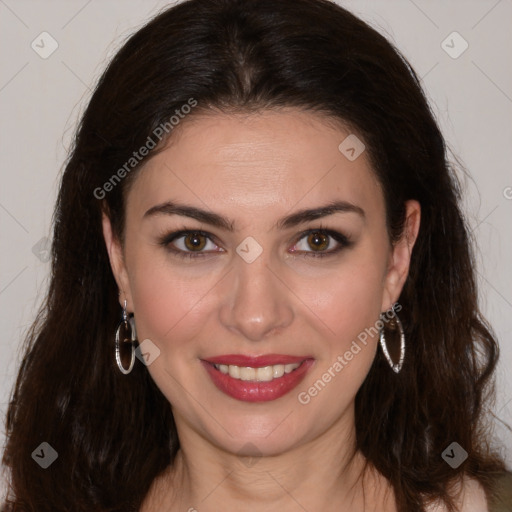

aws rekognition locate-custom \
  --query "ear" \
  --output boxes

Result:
[381,200,421,311]
[102,211,133,311]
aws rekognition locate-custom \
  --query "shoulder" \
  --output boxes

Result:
[457,477,488,512]
[487,471,512,511]
[424,475,488,512]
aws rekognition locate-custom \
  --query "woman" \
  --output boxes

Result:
[1,0,510,510]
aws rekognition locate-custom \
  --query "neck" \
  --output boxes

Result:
[143,405,395,512]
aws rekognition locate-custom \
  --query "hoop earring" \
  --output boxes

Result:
[115,300,136,375]
[379,308,405,374]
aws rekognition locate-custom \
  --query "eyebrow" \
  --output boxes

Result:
[143,199,365,231]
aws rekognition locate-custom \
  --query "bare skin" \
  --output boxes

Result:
[103,109,422,511]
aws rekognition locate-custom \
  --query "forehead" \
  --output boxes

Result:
[126,109,384,227]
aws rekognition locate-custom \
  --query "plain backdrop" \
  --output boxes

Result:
[1,0,511,495]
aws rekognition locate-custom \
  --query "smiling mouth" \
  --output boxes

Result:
[201,357,315,402]
[211,361,303,382]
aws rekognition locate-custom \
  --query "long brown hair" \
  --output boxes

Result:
[1,0,506,510]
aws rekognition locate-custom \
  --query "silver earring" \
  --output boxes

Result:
[115,300,136,375]
[379,308,405,374]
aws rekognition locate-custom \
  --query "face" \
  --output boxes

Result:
[103,109,420,457]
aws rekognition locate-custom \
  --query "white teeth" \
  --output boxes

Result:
[256,366,274,382]
[284,363,298,374]
[214,362,301,382]
[273,364,285,378]
[228,365,240,379]
[240,367,256,381]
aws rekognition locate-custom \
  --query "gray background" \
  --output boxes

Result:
[1,0,511,494]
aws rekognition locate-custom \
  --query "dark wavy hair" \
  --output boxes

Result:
[1,0,507,510]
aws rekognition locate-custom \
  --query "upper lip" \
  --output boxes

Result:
[203,354,313,367]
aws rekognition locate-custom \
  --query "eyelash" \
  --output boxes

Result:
[158,228,352,260]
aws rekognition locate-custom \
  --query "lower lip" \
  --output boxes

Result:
[201,359,315,402]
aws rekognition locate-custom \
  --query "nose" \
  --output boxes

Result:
[218,249,294,342]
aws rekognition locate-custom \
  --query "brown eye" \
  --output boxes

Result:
[183,232,207,251]
[307,231,329,252]
[160,229,222,259]
[290,228,351,258]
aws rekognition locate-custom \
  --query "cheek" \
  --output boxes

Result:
[127,249,214,355]
[298,257,386,349]
[295,261,384,415]
[292,248,387,410]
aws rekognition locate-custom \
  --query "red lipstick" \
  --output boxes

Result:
[201,354,314,402]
